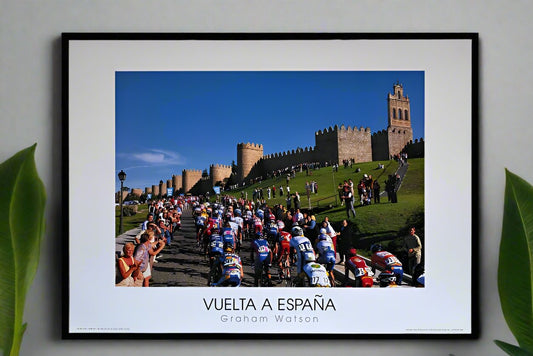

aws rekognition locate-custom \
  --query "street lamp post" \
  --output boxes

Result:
[118,170,126,234]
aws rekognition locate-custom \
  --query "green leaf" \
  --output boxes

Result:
[0,144,46,356]
[495,340,533,356]
[499,170,533,353]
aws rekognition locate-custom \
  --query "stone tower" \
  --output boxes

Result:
[159,180,167,196]
[152,184,159,197]
[182,169,202,193]
[387,82,413,156]
[210,164,232,186]
[131,188,143,197]
[172,174,182,192]
[237,142,263,182]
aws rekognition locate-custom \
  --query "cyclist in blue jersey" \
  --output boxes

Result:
[289,226,316,286]
[251,232,273,287]
[215,245,243,287]
[221,221,236,250]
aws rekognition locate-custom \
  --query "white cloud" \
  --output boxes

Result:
[121,149,185,169]
[133,152,165,163]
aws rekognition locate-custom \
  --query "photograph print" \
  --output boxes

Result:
[65,34,475,337]
[114,70,425,290]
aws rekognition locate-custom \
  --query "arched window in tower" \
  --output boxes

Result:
[398,110,402,120]
[398,91,401,99]
[393,108,396,119]
[405,110,409,120]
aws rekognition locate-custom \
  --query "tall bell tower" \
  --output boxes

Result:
[388,82,412,130]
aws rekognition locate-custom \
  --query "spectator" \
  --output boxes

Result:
[294,192,301,210]
[403,227,422,277]
[337,219,351,265]
[373,180,381,203]
[292,208,304,225]
[116,242,143,287]
[304,215,317,245]
[141,213,154,231]
[134,232,165,287]
[342,185,356,219]
[336,183,343,206]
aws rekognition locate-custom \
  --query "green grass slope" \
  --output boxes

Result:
[225,158,424,252]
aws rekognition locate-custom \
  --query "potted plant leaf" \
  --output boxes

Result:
[0,144,46,356]
[496,170,533,355]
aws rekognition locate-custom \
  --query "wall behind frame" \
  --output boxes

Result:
[1,0,531,355]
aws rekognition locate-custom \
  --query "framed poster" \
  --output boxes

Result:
[62,33,478,338]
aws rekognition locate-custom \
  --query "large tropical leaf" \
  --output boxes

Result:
[495,340,533,356]
[0,144,46,356]
[498,170,533,353]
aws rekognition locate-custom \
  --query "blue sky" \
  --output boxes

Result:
[116,71,424,191]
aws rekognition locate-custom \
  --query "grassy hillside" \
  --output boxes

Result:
[224,158,424,253]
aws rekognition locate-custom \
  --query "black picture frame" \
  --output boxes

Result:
[62,32,478,339]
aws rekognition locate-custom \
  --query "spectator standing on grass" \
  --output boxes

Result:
[294,192,301,210]
[272,185,276,198]
[338,183,344,206]
[386,175,394,203]
[403,227,422,276]
[373,180,381,204]
[286,185,291,197]
[279,185,284,196]
[286,195,292,210]
[342,185,356,219]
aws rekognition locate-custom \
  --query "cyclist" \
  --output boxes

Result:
[370,243,404,285]
[243,208,253,240]
[276,225,292,260]
[345,248,374,287]
[377,270,398,288]
[277,230,292,281]
[289,226,316,286]
[315,233,337,286]
[194,210,207,245]
[221,221,236,250]
[302,256,331,287]
[251,231,273,286]
[207,234,224,285]
[265,219,279,246]
[215,245,243,287]
[253,214,263,236]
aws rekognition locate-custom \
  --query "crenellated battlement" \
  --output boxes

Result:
[182,169,202,174]
[315,124,372,137]
[237,142,263,150]
[262,146,316,160]
[372,129,388,137]
[210,163,232,169]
